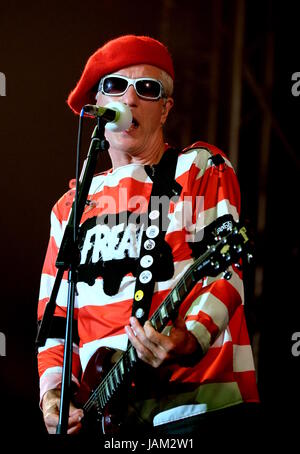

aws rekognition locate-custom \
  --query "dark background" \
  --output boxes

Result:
[0,0,299,440]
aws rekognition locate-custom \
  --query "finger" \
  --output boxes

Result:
[127,324,172,367]
[44,414,60,434]
[143,321,173,350]
[67,421,83,435]
[130,317,166,352]
[44,409,82,434]
[129,318,156,350]
[129,319,167,357]
[143,321,178,359]
[66,410,83,435]
[127,318,176,365]
[68,410,84,427]
[129,317,147,341]
[125,324,149,352]
[67,426,82,435]
[125,325,157,364]
[69,407,84,418]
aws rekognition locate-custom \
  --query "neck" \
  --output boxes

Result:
[109,136,166,169]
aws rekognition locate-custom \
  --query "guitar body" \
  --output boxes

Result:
[74,346,125,434]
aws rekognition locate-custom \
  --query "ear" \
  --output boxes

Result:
[161,97,174,125]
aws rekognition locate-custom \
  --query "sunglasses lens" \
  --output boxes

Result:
[101,76,162,99]
[136,80,161,99]
[103,77,128,95]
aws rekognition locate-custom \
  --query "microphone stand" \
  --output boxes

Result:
[36,115,110,435]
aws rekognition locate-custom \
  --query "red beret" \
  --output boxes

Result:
[67,34,175,115]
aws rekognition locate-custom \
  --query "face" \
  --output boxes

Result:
[95,64,174,159]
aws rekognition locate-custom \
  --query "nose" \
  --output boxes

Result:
[121,84,139,107]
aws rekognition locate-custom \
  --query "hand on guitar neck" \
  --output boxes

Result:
[125,315,203,368]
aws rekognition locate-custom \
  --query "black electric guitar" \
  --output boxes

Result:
[74,220,253,433]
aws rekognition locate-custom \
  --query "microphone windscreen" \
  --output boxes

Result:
[104,102,132,132]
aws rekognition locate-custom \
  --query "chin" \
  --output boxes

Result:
[112,133,140,148]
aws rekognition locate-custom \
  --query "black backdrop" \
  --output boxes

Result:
[0,0,299,442]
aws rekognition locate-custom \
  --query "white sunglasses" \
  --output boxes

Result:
[98,74,166,100]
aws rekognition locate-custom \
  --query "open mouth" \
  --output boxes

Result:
[132,118,139,128]
[125,117,139,132]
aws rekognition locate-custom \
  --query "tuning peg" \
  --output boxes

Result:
[210,260,220,271]
[225,252,231,262]
[207,245,216,252]
[213,261,220,270]
[233,226,239,234]
[234,262,242,269]
[247,253,254,263]
[223,270,232,280]
[233,244,242,254]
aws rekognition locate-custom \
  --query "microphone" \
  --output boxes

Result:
[83,101,132,132]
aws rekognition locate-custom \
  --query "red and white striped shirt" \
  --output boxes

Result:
[37,142,259,425]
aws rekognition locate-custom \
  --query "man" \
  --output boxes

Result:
[37,35,259,435]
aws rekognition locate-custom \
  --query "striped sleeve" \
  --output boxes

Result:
[37,193,81,402]
[182,144,243,354]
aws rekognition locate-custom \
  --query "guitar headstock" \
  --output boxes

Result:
[194,220,254,280]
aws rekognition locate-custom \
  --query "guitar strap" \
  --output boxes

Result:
[131,148,182,327]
